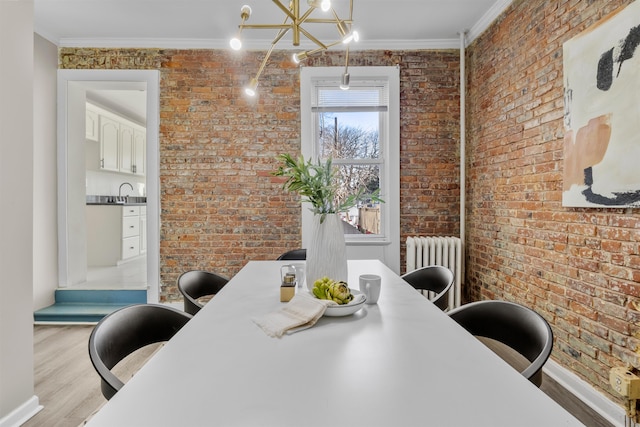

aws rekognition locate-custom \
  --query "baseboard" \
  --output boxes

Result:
[544,359,625,427]
[0,395,42,427]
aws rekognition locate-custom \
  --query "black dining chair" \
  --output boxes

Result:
[401,265,454,311]
[177,270,229,315]
[277,248,307,260]
[447,300,553,387]
[88,304,192,400]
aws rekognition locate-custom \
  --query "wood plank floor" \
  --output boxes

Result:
[24,325,615,427]
[24,325,159,427]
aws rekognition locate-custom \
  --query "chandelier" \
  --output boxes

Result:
[230,0,358,96]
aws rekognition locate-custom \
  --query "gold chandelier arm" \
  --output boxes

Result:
[303,18,352,24]
[292,0,300,45]
[331,6,340,22]
[240,24,292,30]
[297,6,316,25]
[271,27,290,45]
[297,26,328,49]
[344,44,350,73]
[271,0,296,21]
[254,40,278,82]
[254,25,290,81]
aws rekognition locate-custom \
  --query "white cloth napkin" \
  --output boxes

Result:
[252,293,335,338]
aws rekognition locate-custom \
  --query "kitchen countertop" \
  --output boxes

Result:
[86,195,147,206]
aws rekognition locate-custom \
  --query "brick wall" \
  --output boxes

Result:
[466,0,638,404]
[60,47,460,302]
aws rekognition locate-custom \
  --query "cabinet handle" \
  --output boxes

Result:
[129,225,135,228]
[130,246,135,250]
[101,159,104,168]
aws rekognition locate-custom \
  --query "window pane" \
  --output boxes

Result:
[336,164,382,235]
[317,112,379,160]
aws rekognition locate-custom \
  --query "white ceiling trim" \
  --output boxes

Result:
[466,0,513,44]
[55,37,466,51]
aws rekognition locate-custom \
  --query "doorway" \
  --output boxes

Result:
[57,70,160,303]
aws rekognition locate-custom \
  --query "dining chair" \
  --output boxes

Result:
[276,248,307,260]
[401,265,454,311]
[447,300,553,387]
[177,270,230,315]
[88,304,192,400]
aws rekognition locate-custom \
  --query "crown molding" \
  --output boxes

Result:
[54,37,465,51]
[466,0,514,45]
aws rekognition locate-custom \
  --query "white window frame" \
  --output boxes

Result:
[300,66,400,274]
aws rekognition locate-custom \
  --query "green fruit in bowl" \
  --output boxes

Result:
[312,277,354,305]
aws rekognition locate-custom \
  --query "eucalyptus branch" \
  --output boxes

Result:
[273,153,384,223]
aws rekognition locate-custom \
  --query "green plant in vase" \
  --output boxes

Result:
[273,153,382,223]
[273,153,383,290]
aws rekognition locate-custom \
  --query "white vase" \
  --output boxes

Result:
[306,213,348,291]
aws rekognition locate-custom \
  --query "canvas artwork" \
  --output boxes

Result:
[562,1,640,207]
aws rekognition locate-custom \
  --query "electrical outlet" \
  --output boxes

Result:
[610,367,640,399]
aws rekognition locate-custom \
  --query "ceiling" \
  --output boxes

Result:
[36,0,512,121]
[35,0,512,50]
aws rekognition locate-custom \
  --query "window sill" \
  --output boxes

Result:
[345,237,391,246]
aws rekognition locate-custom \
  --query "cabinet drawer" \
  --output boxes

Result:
[122,216,140,238]
[123,206,140,217]
[122,236,140,259]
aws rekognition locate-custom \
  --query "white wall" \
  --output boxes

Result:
[33,34,59,310]
[85,170,145,197]
[60,83,89,286]
[0,1,41,425]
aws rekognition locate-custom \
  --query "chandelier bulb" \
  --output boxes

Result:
[337,21,357,44]
[307,0,331,11]
[342,30,359,44]
[230,38,242,51]
[293,51,309,64]
[240,5,252,20]
[340,72,350,90]
[245,78,259,97]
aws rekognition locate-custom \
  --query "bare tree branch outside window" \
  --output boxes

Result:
[317,113,382,234]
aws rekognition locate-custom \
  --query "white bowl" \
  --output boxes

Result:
[323,289,367,317]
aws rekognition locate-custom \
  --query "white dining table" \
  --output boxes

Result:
[85,260,584,427]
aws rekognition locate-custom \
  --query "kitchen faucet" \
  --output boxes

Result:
[119,182,134,197]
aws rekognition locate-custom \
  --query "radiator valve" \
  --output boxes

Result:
[610,367,640,399]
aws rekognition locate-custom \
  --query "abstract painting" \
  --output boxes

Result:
[563,1,640,207]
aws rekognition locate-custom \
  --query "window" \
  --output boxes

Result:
[313,82,387,237]
[301,66,400,272]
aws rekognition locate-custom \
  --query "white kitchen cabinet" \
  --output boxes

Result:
[99,116,120,172]
[133,128,145,176]
[122,214,140,238]
[86,107,99,142]
[119,123,135,174]
[122,206,141,260]
[140,206,147,254]
[89,102,146,176]
[86,205,145,266]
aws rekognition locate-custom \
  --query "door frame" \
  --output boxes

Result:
[57,69,160,303]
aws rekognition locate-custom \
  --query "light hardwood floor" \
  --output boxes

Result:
[24,325,614,427]
[24,325,159,427]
